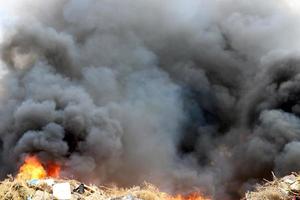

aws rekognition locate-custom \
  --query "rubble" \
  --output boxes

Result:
[245,173,300,200]
[0,176,169,200]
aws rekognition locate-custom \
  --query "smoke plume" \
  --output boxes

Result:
[1,0,300,199]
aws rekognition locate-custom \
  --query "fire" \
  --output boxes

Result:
[17,155,61,180]
[168,192,211,200]
[46,162,61,178]
[16,156,210,200]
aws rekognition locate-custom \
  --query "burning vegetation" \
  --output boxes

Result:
[0,155,211,200]
[2,0,300,199]
[17,155,60,180]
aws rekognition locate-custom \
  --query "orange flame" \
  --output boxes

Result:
[17,156,210,200]
[168,192,211,200]
[46,162,61,178]
[17,155,61,180]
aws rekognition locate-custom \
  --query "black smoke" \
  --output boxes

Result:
[0,0,300,199]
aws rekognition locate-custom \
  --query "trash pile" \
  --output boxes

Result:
[245,173,300,200]
[0,175,169,200]
[0,155,211,200]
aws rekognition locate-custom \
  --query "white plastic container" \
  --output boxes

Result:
[52,182,71,200]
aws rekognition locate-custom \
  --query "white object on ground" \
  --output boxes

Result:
[290,181,300,191]
[43,179,55,186]
[282,175,297,184]
[53,182,71,200]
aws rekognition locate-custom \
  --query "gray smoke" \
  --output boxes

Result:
[0,0,300,199]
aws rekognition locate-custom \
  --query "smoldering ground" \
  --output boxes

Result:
[0,0,300,199]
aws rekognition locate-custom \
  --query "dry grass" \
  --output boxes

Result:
[0,176,35,200]
[245,185,287,200]
[0,176,171,200]
[244,173,300,200]
[106,183,169,200]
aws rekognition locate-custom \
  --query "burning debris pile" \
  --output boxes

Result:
[0,178,210,200]
[3,0,300,199]
[245,173,300,200]
[0,155,210,200]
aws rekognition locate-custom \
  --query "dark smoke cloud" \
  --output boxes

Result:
[0,0,300,199]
